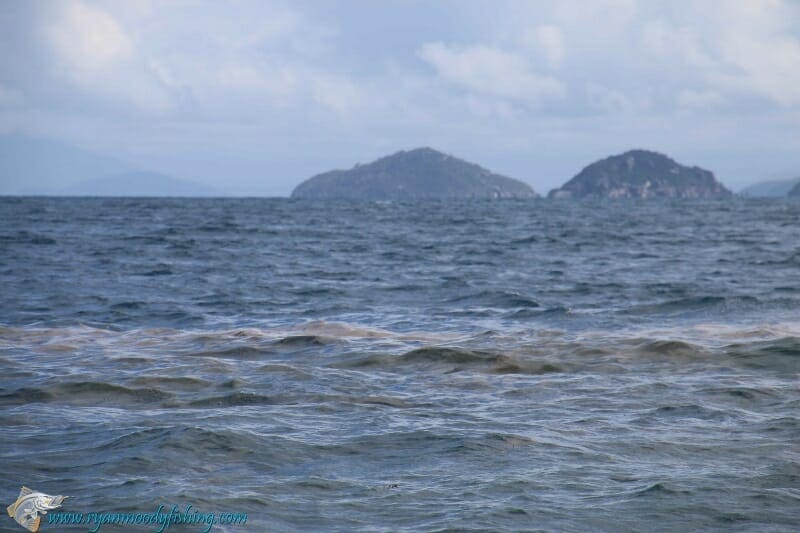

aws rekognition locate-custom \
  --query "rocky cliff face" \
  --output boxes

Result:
[548,150,732,199]
[291,147,537,200]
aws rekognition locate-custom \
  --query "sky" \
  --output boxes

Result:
[1,0,799,195]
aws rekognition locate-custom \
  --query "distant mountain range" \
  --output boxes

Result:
[548,150,732,199]
[292,147,537,200]
[4,133,797,199]
[63,171,219,197]
[0,134,217,197]
[739,177,800,197]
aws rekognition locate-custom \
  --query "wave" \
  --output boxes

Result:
[185,392,275,408]
[724,337,800,371]
[727,336,800,357]
[3,321,800,379]
[634,404,732,423]
[631,339,709,359]
[335,346,566,375]
[445,289,540,309]
[130,375,213,390]
[0,382,174,407]
[624,295,761,315]
[92,426,264,457]
[632,482,692,497]
[702,386,777,402]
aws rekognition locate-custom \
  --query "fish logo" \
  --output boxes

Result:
[6,487,66,532]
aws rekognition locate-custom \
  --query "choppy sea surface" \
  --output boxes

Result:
[1,197,799,532]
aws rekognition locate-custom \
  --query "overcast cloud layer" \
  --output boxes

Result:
[1,0,799,194]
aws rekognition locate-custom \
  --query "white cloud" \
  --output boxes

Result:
[585,82,641,113]
[418,42,565,108]
[642,21,714,69]
[537,26,565,66]
[39,0,347,116]
[43,0,175,113]
[37,0,800,124]
[47,0,133,73]
[641,1,800,108]
[523,25,565,67]
[551,0,638,37]
[716,31,800,107]
[312,75,364,115]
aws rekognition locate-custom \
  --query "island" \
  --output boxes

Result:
[740,177,800,197]
[548,149,732,199]
[291,147,537,200]
[789,181,800,197]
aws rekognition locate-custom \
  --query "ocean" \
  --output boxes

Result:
[1,197,798,531]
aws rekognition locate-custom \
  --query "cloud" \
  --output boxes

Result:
[417,1,799,117]
[47,0,133,73]
[43,0,174,113]
[585,82,642,113]
[2,0,799,194]
[311,75,365,115]
[529,25,565,67]
[642,21,714,69]
[641,1,800,108]
[35,0,349,117]
[34,0,800,123]
[715,30,800,107]
[418,42,565,109]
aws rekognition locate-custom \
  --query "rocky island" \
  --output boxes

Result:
[788,181,800,197]
[291,147,537,200]
[548,149,732,199]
